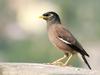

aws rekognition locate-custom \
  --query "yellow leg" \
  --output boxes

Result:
[51,55,66,65]
[63,53,72,66]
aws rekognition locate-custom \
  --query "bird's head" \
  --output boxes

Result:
[39,11,61,24]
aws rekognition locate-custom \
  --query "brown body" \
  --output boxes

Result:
[40,11,91,69]
[48,25,73,53]
[48,24,82,54]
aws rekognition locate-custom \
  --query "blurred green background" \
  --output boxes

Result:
[0,0,100,70]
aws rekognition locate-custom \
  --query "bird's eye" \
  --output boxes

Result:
[49,14,53,17]
[43,13,53,17]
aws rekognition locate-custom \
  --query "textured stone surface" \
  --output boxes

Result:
[0,63,98,75]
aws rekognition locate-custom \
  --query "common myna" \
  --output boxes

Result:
[40,11,91,69]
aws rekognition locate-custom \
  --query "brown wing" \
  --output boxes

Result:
[55,25,89,57]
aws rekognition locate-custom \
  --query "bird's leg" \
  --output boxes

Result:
[53,55,66,62]
[63,53,72,66]
[51,55,67,65]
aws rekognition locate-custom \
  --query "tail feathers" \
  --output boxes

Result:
[82,55,91,70]
[82,49,90,57]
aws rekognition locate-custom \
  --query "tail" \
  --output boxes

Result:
[82,55,91,69]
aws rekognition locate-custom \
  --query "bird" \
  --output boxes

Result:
[39,11,91,69]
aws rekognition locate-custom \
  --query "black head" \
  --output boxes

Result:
[40,11,61,24]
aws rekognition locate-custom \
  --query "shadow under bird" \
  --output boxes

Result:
[40,11,91,69]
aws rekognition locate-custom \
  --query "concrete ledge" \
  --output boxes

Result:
[0,63,98,75]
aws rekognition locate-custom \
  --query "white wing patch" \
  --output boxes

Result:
[58,37,71,44]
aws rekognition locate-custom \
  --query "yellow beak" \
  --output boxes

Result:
[39,16,48,19]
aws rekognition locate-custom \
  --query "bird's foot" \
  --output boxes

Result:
[48,61,70,67]
[47,55,68,66]
[47,54,73,67]
[51,61,64,66]
[47,61,64,66]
